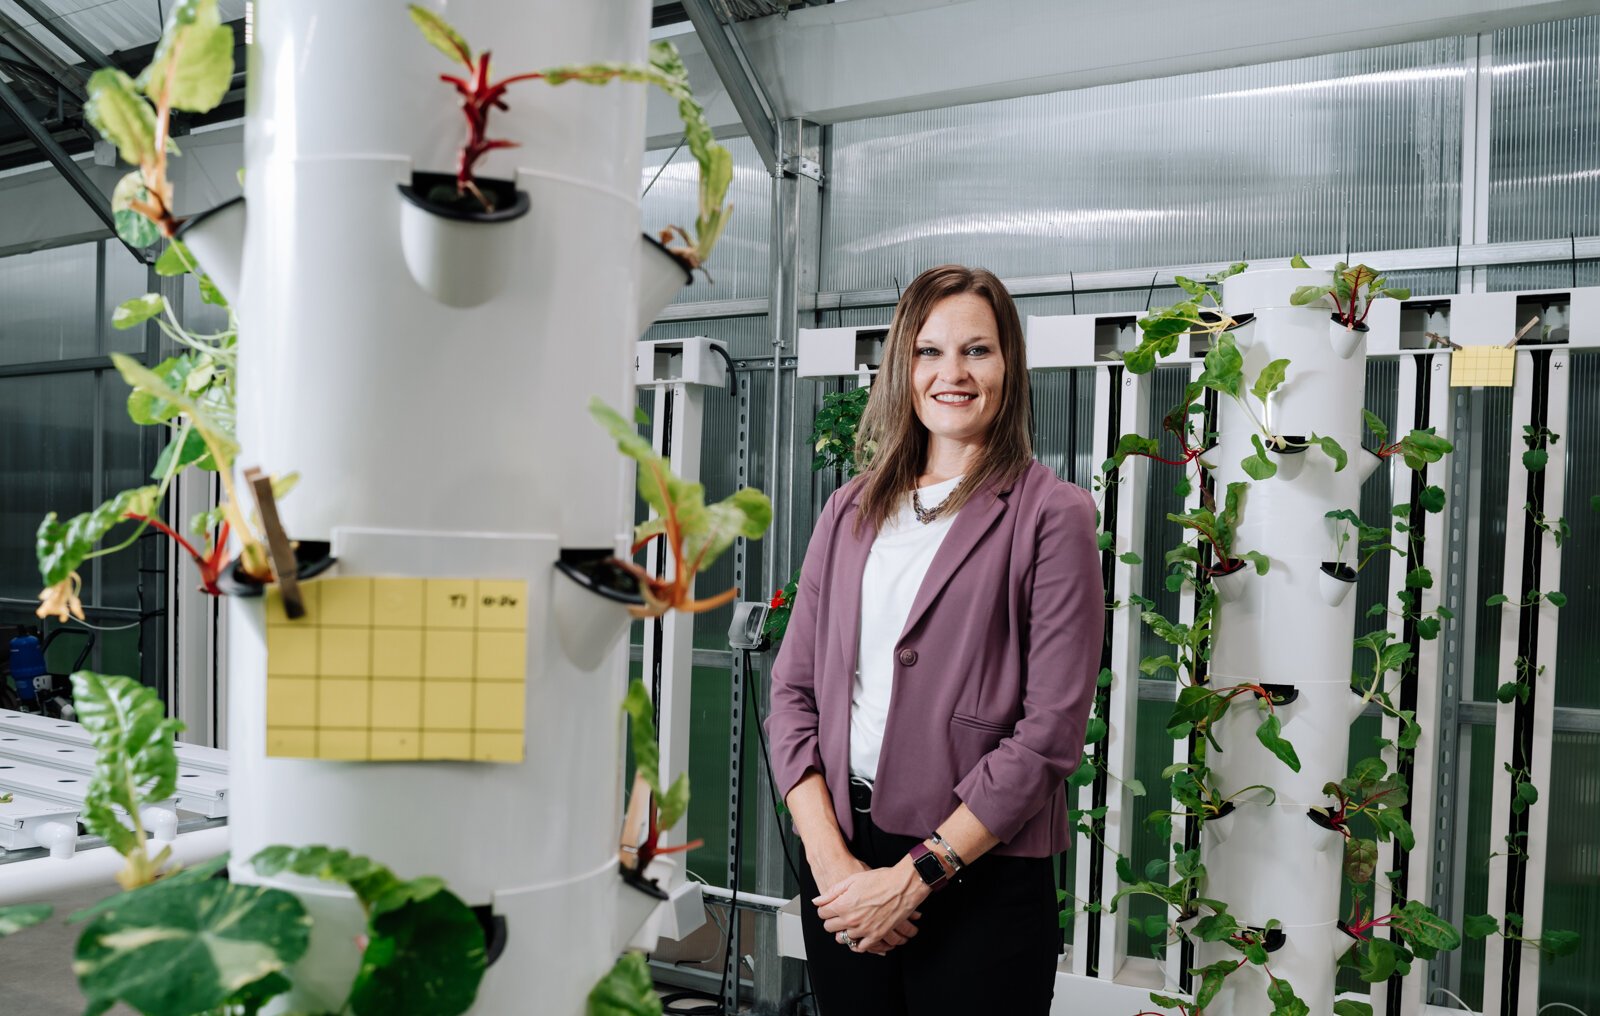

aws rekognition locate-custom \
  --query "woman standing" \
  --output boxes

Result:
[766,265,1105,1015]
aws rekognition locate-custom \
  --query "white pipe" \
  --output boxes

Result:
[697,884,790,910]
[0,825,229,905]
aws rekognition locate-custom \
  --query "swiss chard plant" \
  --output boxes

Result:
[1324,508,1398,576]
[1124,262,1250,374]
[1289,260,1409,331]
[39,0,290,623]
[1198,333,1346,479]
[39,672,491,1016]
[1165,480,1270,580]
[1311,756,1414,851]
[1362,410,1452,471]
[620,678,700,877]
[409,7,732,267]
[1338,897,1460,983]
[590,398,772,617]
[83,0,235,243]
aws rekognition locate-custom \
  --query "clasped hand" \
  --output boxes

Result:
[816,863,928,956]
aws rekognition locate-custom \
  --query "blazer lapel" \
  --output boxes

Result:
[900,478,1011,639]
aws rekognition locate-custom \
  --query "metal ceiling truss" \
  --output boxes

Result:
[10,0,113,72]
[679,0,782,173]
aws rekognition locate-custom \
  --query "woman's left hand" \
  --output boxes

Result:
[815,861,930,954]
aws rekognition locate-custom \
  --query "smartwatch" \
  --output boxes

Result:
[908,842,951,892]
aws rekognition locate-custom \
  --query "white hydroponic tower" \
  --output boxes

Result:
[216,2,670,1012]
[1196,268,1382,1013]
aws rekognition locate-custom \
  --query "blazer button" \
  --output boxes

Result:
[898,648,918,666]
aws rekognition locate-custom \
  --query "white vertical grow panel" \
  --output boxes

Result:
[1372,352,1454,1016]
[1481,349,1570,1016]
[1072,367,1148,978]
[228,3,651,1014]
[1198,269,1369,1014]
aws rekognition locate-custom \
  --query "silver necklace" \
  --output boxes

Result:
[912,485,954,525]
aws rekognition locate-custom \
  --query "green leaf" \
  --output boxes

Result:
[1243,434,1277,480]
[408,4,473,67]
[1515,780,1539,810]
[1405,567,1433,590]
[1464,913,1500,939]
[154,241,199,277]
[74,876,309,1016]
[36,485,161,587]
[1400,429,1453,470]
[1523,448,1548,472]
[113,293,166,330]
[1420,485,1446,513]
[114,353,238,469]
[1544,590,1568,607]
[1345,838,1379,884]
[71,672,185,860]
[1250,358,1290,402]
[1113,432,1162,464]
[1067,755,1097,788]
[1241,550,1270,575]
[1097,531,1115,551]
[1125,778,1147,798]
[1539,929,1581,957]
[1356,937,1400,982]
[1486,593,1509,606]
[1496,681,1523,704]
[1290,284,1334,307]
[1198,334,1244,399]
[1267,978,1309,1016]
[1119,551,1143,565]
[1312,433,1348,472]
[1334,1002,1374,1016]
[138,0,236,114]
[1290,254,1311,269]
[1097,667,1115,688]
[1376,808,1416,851]
[348,885,486,1016]
[587,952,663,1016]
[1415,616,1441,641]
[112,172,161,248]
[1362,409,1389,448]
[0,903,52,938]
[1256,713,1301,772]
[1084,718,1109,745]
[1394,900,1462,953]
[85,69,158,167]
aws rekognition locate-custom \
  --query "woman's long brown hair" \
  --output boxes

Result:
[853,264,1034,533]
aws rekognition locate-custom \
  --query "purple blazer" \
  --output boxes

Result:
[766,459,1105,858]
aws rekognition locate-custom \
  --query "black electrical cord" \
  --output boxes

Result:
[708,342,737,397]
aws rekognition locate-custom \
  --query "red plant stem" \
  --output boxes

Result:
[126,513,205,566]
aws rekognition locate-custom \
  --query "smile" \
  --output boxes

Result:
[933,393,976,404]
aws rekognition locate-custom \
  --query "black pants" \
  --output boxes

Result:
[798,783,1059,1016]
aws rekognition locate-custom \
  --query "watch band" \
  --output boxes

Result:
[909,842,950,891]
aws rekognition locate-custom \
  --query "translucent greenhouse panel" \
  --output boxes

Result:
[0,243,99,366]
[0,372,96,601]
[105,239,154,356]
[1552,352,1599,710]
[1536,731,1600,1012]
[1455,721,1498,1010]
[97,369,151,611]
[1488,15,1600,243]
[823,38,1465,294]
[1469,387,1514,704]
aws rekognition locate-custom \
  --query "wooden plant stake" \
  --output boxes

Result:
[244,466,304,619]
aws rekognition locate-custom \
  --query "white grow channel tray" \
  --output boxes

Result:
[0,709,228,818]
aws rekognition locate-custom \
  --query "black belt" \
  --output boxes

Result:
[849,776,873,813]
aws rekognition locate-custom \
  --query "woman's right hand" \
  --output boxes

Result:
[808,845,922,955]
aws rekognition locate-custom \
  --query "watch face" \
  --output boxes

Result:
[913,848,946,886]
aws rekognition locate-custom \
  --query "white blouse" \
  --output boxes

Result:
[849,474,964,782]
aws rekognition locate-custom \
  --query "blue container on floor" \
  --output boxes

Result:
[9,634,46,702]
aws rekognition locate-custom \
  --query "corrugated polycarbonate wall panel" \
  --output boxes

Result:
[641,135,772,304]
[1554,351,1599,710]
[822,38,1465,294]
[1489,16,1600,243]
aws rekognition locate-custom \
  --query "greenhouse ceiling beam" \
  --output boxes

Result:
[0,8,87,100]
[646,0,1596,138]
[9,0,113,71]
[656,234,1600,320]
[677,0,780,171]
[0,73,148,263]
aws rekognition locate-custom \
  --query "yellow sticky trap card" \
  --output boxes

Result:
[265,577,528,763]
[1450,346,1515,388]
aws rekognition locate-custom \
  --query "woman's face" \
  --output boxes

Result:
[910,292,1006,448]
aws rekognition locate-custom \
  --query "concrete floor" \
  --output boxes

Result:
[0,883,135,1016]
